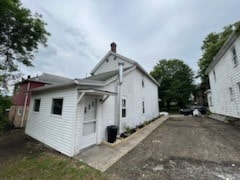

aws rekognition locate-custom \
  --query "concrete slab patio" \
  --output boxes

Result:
[74,115,169,172]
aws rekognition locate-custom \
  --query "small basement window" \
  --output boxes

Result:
[33,99,41,112]
[51,98,63,115]
[122,99,126,118]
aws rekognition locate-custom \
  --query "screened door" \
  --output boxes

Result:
[80,96,98,149]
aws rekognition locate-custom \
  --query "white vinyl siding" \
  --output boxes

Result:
[120,68,159,131]
[26,55,160,156]
[208,36,240,118]
[25,88,77,157]
[98,68,159,137]
[97,82,116,141]
[94,54,133,75]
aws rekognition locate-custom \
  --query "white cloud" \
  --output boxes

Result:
[20,0,240,83]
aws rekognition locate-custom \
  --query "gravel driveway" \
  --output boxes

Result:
[106,116,240,179]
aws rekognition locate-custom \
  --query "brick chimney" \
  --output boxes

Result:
[110,42,117,53]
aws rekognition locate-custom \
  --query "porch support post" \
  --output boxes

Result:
[77,92,85,104]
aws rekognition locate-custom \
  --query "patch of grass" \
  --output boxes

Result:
[0,152,107,180]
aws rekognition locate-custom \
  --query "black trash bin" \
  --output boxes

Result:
[107,125,118,143]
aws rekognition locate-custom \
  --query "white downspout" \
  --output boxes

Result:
[117,62,124,134]
[21,81,30,127]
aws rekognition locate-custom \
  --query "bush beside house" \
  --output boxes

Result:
[0,95,13,133]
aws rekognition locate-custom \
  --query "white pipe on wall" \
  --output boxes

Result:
[21,81,30,127]
[117,62,124,134]
[118,62,124,84]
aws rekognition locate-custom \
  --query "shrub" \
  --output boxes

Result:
[0,95,13,133]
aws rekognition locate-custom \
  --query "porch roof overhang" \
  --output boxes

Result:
[77,89,117,96]
[77,89,116,104]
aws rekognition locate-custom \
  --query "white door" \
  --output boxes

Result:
[80,96,98,149]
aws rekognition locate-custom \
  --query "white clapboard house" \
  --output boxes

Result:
[25,43,159,157]
[206,30,240,119]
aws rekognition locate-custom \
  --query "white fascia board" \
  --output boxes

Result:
[205,33,238,74]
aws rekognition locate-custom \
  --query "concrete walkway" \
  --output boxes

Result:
[74,116,169,172]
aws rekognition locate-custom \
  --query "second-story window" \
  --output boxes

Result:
[142,75,145,88]
[213,69,216,82]
[232,46,238,66]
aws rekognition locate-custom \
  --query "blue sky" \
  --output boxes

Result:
[20,0,240,82]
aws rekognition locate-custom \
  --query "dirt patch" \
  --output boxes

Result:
[0,129,53,169]
[106,116,240,179]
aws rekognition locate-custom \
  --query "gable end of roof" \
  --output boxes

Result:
[205,31,239,74]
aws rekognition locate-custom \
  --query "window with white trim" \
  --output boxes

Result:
[51,98,63,115]
[122,99,126,118]
[231,46,238,66]
[33,99,41,112]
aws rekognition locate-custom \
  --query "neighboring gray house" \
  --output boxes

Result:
[25,43,160,157]
[206,30,240,118]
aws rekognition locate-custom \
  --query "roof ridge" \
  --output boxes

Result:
[41,73,72,80]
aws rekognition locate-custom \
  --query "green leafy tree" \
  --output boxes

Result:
[198,22,239,83]
[0,95,12,133]
[150,59,195,110]
[0,0,50,91]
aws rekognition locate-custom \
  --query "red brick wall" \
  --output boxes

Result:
[12,81,46,106]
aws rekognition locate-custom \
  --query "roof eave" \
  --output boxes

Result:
[30,81,76,92]
[135,63,160,86]
[205,32,239,74]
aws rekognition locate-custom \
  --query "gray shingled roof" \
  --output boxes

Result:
[74,78,105,85]
[28,73,72,84]
[86,66,133,81]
